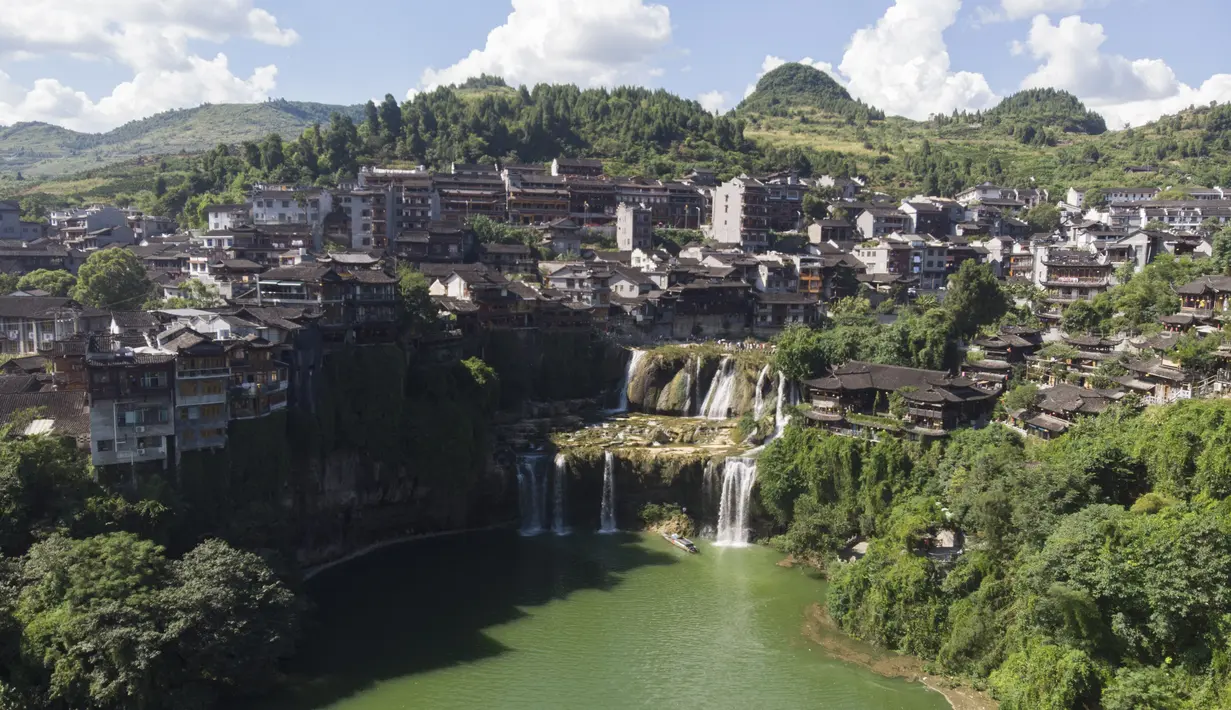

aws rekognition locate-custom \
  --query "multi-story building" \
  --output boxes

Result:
[762,172,806,232]
[436,164,507,224]
[852,236,912,279]
[85,347,176,467]
[251,187,332,227]
[1166,275,1231,331]
[803,361,999,438]
[0,297,83,356]
[712,176,770,251]
[900,201,948,237]
[545,264,612,307]
[855,208,910,239]
[334,189,379,249]
[551,157,604,178]
[565,178,617,223]
[161,331,229,452]
[807,219,856,249]
[505,172,570,225]
[1137,200,1231,232]
[478,243,537,276]
[227,339,290,420]
[0,245,70,275]
[955,183,1049,208]
[1036,248,1114,321]
[616,203,653,252]
[206,204,250,232]
[0,201,20,240]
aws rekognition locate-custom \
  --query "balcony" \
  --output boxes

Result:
[177,392,227,406]
[231,380,288,397]
[177,367,231,379]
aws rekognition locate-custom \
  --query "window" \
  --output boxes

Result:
[282,200,290,208]
[140,371,166,388]
[96,439,113,452]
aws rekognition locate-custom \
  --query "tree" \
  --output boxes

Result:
[1083,188,1106,208]
[1023,203,1060,233]
[771,324,827,381]
[71,249,152,309]
[154,279,223,309]
[1144,219,1171,232]
[378,93,403,144]
[802,190,830,220]
[1002,383,1041,413]
[160,539,299,703]
[397,266,438,336]
[1212,226,1231,273]
[16,270,75,297]
[1062,298,1113,334]
[946,261,1008,337]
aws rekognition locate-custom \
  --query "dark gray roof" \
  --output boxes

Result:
[0,296,78,319]
[0,391,89,436]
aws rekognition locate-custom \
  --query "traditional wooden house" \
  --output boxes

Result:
[802,361,999,439]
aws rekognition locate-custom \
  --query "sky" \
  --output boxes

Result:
[0,0,1228,134]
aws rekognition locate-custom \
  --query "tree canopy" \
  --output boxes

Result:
[71,249,152,310]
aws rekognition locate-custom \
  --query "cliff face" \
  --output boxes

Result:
[162,336,627,568]
[624,346,771,419]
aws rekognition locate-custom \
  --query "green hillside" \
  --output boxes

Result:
[980,88,1107,135]
[737,63,884,122]
[0,100,364,177]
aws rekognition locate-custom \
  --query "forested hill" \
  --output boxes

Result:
[980,88,1108,135]
[738,63,885,122]
[0,100,365,177]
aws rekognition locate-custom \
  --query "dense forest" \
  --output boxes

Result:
[758,399,1231,709]
[736,63,885,123]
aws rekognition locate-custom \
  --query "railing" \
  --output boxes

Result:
[177,367,231,379]
[177,393,227,406]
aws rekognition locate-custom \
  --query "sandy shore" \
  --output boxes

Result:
[802,604,998,710]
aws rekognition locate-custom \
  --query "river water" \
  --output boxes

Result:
[266,531,947,710]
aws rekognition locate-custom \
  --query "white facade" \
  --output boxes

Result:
[251,189,332,226]
[336,191,376,249]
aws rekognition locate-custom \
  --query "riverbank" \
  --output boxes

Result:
[802,604,998,710]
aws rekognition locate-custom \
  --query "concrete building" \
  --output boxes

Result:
[712,176,770,251]
[616,203,653,252]
[85,348,176,467]
[206,204,250,232]
[0,201,19,240]
[551,157,604,178]
[855,208,910,240]
[251,187,332,227]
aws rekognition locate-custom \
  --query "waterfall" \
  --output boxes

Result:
[552,453,570,536]
[516,454,549,536]
[699,356,738,420]
[610,349,647,414]
[715,457,758,547]
[681,372,694,417]
[599,451,618,533]
[773,373,799,438]
[752,364,772,420]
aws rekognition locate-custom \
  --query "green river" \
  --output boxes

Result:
[265,531,949,710]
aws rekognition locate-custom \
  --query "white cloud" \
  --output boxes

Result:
[976,0,1087,23]
[418,0,671,91]
[0,1,297,132]
[1017,14,1231,126]
[838,0,999,118]
[698,90,729,114]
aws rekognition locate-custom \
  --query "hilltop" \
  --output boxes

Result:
[737,63,884,122]
[980,88,1107,135]
[0,100,365,177]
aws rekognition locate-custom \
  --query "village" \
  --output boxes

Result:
[1,156,1230,468]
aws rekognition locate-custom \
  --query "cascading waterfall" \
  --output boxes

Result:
[773,373,799,438]
[681,372,694,417]
[699,356,739,420]
[552,453,570,536]
[599,451,618,533]
[715,457,758,547]
[516,454,550,536]
[752,364,772,420]
[610,349,647,414]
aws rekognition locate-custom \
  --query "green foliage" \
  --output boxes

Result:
[150,278,223,309]
[980,88,1108,135]
[1002,383,1041,413]
[15,270,75,297]
[989,639,1103,710]
[13,533,297,710]
[71,249,151,309]
[1213,226,1231,273]
[738,63,884,123]
[396,266,438,336]
[945,261,1008,337]
[1022,203,1060,233]
[771,324,827,381]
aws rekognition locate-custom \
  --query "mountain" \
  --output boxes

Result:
[980,88,1107,135]
[0,100,365,177]
[737,63,884,121]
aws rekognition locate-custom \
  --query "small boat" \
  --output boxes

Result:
[662,532,699,554]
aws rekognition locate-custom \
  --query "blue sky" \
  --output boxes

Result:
[0,0,1227,132]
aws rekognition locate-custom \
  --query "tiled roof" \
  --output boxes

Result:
[0,391,89,436]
